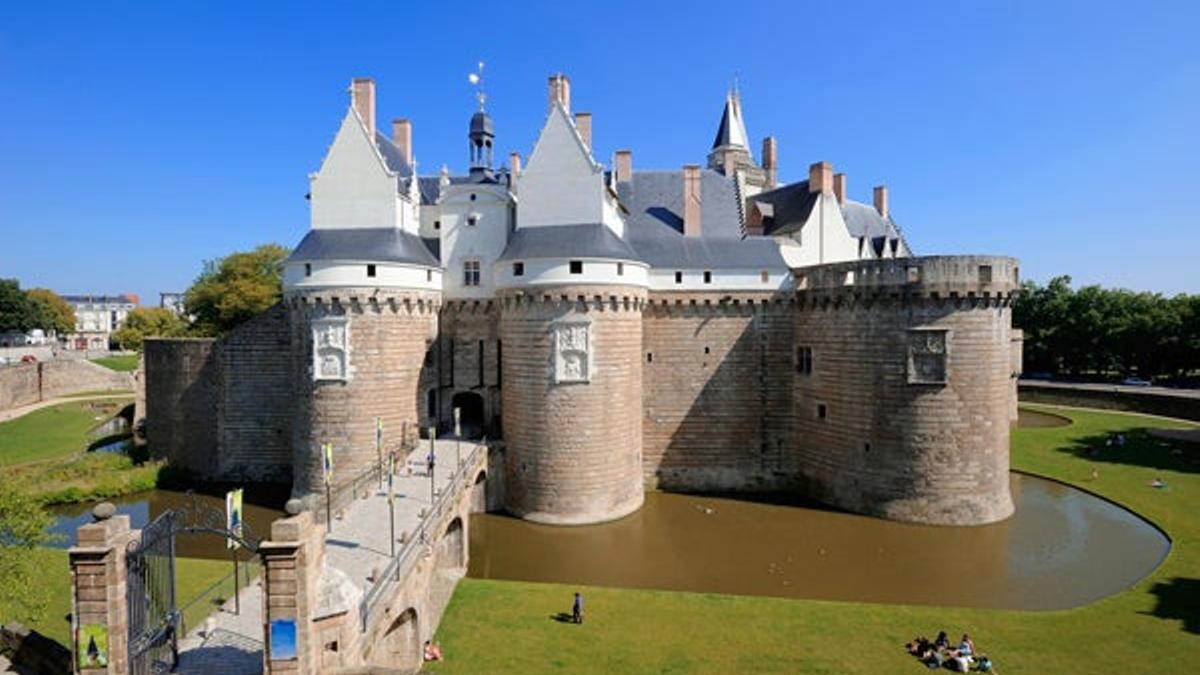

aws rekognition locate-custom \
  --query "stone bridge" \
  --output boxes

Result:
[69,438,495,674]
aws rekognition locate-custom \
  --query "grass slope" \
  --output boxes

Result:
[90,355,139,372]
[0,548,233,646]
[0,399,131,466]
[427,405,1199,674]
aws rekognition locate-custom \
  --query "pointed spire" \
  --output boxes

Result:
[711,87,750,151]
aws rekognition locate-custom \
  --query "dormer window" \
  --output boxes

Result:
[569,260,583,274]
[468,216,478,226]
[761,270,769,283]
[513,262,525,277]
[469,193,477,201]
[367,264,376,278]
[434,220,441,230]
[305,263,312,277]
[617,262,624,276]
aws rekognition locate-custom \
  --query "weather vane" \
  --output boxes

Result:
[468,61,486,111]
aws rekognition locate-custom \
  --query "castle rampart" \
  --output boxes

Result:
[498,285,647,525]
[792,255,1018,525]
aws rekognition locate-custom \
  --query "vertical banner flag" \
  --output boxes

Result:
[454,407,461,438]
[376,416,383,452]
[323,443,334,487]
[225,488,244,550]
[427,426,436,466]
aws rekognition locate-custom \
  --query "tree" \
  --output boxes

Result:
[0,278,40,332]
[26,288,76,336]
[0,482,53,624]
[112,307,189,350]
[184,244,289,335]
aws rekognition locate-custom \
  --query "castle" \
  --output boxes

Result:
[145,73,1021,527]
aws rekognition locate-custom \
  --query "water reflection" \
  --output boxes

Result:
[468,474,1168,610]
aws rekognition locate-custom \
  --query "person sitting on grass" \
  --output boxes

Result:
[934,631,950,650]
[905,635,930,656]
[423,640,443,662]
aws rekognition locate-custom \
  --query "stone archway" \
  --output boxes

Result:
[450,391,485,439]
[381,607,420,669]
[470,470,488,513]
[438,517,466,571]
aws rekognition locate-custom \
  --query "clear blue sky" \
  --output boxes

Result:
[2,0,1198,304]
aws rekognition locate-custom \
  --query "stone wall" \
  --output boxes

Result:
[287,289,441,503]
[499,286,646,525]
[641,292,794,491]
[792,255,1019,525]
[436,301,501,437]
[1019,381,1200,422]
[144,338,218,475]
[0,358,134,411]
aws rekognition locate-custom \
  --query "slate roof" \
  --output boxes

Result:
[497,223,639,262]
[617,170,787,270]
[841,200,912,258]
[374,131,413,176]
[750,181,820,237]
[416,173,508,205]
[711,92,751,150]
[288,228,440,267]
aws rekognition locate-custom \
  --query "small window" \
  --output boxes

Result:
[463,260,481,287]
[674,271,683,284]
[427,389,437,418]
[569,260,583,274]
[978,265,993,283]
[434,220,441,230]
[864,442,872,453]
[468,216,478,226]
[367,264,376,278]
[427,269,433,282]
[513,262,525,276]
[704,346,710,354]
[703,270,712,284]
[646,352,653,363]
[469,193,477,201]
[796,346,813,375]
[617,262,624,276]
[761,270,769,283]
[817,404,827,420]
[304,263,312,277]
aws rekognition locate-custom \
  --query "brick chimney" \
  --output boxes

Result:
[391,118,412,166]
[762,137,778,188]
[833,173,846,205]
[683,164,702,236]
[808,161,833,194]
[548,73,571,113]
[873,185,889,218]
[614,150,633,183]
[575,112,592,151]
[509,151,522,175]
[351,78,376,137]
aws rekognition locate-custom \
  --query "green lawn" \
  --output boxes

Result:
[427,405,1200,674]
[0,399,132,466]
[0,548,234,646]
[90,355,139,372]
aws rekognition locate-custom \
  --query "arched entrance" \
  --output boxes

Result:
[451,391,485,439]
[381,607,420,668]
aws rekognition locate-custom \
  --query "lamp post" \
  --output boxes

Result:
[454,407,462,471]
[428,425,436,506]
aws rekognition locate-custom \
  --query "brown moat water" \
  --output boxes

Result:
[468,474,1168,610]
[1016,408,1073,428]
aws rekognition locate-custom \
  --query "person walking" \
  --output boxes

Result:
[572,592,584,625]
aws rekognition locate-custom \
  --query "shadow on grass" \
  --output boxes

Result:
[1054,428,1200,475]
[550,612,576,624]
[1144,577,1200,634]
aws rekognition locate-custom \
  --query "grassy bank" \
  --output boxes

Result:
[90,355,139,372]
[0,548,237,646]
[427,406,1199,674]
[0,398,131,466]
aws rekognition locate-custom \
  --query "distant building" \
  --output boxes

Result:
[63,293,138,350]
[160,292,186,316]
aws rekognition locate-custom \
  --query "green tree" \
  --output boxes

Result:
[0,278,40,332]
[0,481,53,624]
[112,307,189,350]
[184,243,289,335]
[26,288,76,336]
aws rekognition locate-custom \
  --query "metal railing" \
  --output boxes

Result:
[358,437,488,632]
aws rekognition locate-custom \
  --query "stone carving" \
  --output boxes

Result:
[313,316,351,382]
[908,328,948,384]
[552,321,591,384]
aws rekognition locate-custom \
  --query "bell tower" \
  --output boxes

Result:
[468,62,495,179]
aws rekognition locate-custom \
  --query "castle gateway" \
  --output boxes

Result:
[146,74,1020,527]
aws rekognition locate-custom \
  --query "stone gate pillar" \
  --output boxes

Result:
[69,505,133,674]
[260,509,325,674]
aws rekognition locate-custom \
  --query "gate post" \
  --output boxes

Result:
[260,509,324,674]
[69,505,133,674]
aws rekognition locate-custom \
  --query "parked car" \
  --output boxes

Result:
[1120,377,1152,387]
[19,354,37,363]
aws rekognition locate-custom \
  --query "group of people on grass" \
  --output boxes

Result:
[906,631,992,672]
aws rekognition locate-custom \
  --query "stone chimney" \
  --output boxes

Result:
[548,73,571,113]
[351,77,376,137]
[833,173,846,205]
[808,161,833,194]
[683,164,702,237]
[391,118,412,166]
[762,137,778,188]
[873,185,889,218]
[614,150,633,183]
[575,112,592,151]
[509,152,521,189]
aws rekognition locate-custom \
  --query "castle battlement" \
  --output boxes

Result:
[797,255,1020,299]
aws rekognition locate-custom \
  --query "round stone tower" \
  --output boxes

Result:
[792,255,1019,526]
[498,281,648,525]
[283,231,442,506]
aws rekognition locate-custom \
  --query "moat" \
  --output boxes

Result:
[468,473,1168,611]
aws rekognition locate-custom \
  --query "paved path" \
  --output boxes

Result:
[0,393,133,423]
[176,439,484,674]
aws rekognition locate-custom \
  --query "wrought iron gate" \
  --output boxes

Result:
[126,510,179,675]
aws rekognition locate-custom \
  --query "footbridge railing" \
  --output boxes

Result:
[357,438,488,632]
